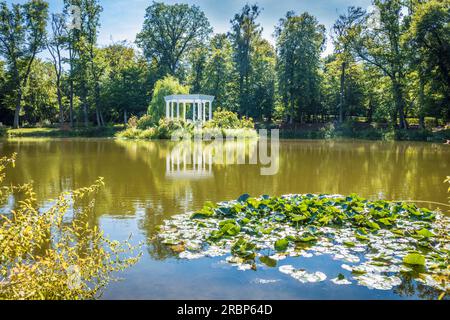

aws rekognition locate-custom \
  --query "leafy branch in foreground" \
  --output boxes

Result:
[0,154,141,300]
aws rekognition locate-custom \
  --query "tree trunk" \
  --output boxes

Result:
[57,77,64,126]
[100,111,105,127]
[95,108,101,127]
[289,98,294,124]
[83,102,88,127]
[392,80,408,129]
[367,96,374,124]
[94,82,102,127]
[124,110,128,124]
[69,80,74,127]
[13,90,22,129]
[418,75,425,130]
[339,61,346,123]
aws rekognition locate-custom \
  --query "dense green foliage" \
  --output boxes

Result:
[0,0,448,134]
[0,154,140,299]
[148,75,189,120]
[117,109,257,140]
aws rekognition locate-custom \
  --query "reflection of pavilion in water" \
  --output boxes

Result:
[165,140,258,180]
[166,142,213,180]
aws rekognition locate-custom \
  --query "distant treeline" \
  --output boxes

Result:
[0,0,449,129]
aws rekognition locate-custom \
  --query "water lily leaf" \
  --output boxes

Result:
[274,238,289,252]
[247,198,260,209]
[259,256,277,268]
[351,268,367,275]
[260,227,274,234]
[343,241,355,247]
[204,201,217,209]
[403,253,426,266]
[191,208,214,219]
[298,236,317,243]
[220,223,241,236]
[216,206,232,216]
[378,218,393,226]
[291,214,309,222]
[237,194,251,203]
[366,221,381,230]
[355,233,369,241]
[391,229,405,236]
[416,228,434,238]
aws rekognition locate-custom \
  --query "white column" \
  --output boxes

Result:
[183,102,186,120]
[172,101,175,119]
[192,102,196,121]
[166,101,169,119]
[198,101,202,122]
[202,101,206,122]
[177,101,180,119]
[209,101,212,120]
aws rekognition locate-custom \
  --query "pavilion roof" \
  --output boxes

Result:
[164,94,215,102]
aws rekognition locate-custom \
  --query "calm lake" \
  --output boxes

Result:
[1,138,449,299]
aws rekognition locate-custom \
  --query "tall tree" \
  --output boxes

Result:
[101,42,151,123]
[249,38,275,121]
[80,0,103,127]
[332,6,366,123]
[22,58,58,125]
[0,0,48,128]
[188,45,208,93]
[229,4,262,116]
[63,0,81,127]
[275,11,325,123]
[202,34,237,111]
[353,0,409,129]
[136,2,212,77]
[404,0,450,122]
[47,13,66,126]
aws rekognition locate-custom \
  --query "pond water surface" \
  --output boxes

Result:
[1,138,449,299]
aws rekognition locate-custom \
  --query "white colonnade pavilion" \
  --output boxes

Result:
[164,94,215,123]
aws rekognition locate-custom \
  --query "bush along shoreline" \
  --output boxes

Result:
[275,122,450,142]
[0,154,141,300]
[2,117,449,143]
[116,109,259,140]
[156,193,450,298]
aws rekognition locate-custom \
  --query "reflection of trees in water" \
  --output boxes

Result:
[394,273,443,300]
[277,140,449,206]
[147,238,178,261]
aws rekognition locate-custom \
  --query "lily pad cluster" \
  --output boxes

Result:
[156,194,450,294]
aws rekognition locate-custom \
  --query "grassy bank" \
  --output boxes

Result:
[2,123,449,143]
[4,126,124,138]
[276,123,450,142]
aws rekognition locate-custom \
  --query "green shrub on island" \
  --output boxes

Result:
[136,114,155,130]
[148,76,190,121]
[204,108,255,130]
[117,109,257,140]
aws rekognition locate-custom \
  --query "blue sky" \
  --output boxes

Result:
[9,0,373,55]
